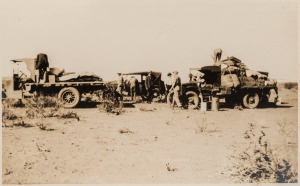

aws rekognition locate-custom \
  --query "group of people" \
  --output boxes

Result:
[115,72,155,104]
[114,71,184,108]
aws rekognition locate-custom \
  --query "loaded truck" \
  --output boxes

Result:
[3,58,106,108]
[167,56,279,109]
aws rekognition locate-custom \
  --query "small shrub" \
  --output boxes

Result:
[21,96,78,130]
[97,85,123,115]
[166,163,178,172]
[119,127,133,134]
[58,111,80,121]
[2,98,24,108]
[284,82,298,90]
[2,109,18,121]
[23,96,65,118]
[2,99,22,125]
[225,123,298,183]
[36,121,55,131]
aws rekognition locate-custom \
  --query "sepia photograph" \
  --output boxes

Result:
[1,0,298,184]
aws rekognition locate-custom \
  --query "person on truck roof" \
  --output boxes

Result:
[35,53,49,83]
[212,48,222,66]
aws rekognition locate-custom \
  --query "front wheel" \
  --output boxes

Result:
[185,91,199,109]
[58,87,81,108]
[242,92,260,109]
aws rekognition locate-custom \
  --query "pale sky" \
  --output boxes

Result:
[0,0,298,82]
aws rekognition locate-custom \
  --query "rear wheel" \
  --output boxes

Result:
[186,91,199,109]
[58,87,81,108]
[242,92,259,109]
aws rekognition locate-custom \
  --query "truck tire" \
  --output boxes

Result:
[186,91,199,109]
[242,92,259,109]
[58,87,81,108]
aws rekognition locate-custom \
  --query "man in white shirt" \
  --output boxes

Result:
[115,73,124,103]
[170,71,183,109]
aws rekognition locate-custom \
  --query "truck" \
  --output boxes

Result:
[3,58,107,108]
[167,56,279,109]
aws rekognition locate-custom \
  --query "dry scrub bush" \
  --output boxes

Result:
[23,96,60,118]
[2,98,25,121]
[24,96,79,119]
[225,123,298,183]
[97,85,123,115]
[23,96,79,130]
[284,82,298,90]
[119,127,134,134]
[2,99,25,127]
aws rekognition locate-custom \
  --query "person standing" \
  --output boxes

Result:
[212,48,222,65]
[165,72,172,98]
[145,72,153,103]
[170,71,183,109]
[129,76,138,101]
[116,73,124,103]
[35,53,49,83]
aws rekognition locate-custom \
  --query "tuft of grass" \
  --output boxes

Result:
[118,127,134,134]
[166,163,178,172]
[58,111,80,121]
[139,106,156,112]
[194,117,218,134]
[284,82,298,90]
[36,121,55,131]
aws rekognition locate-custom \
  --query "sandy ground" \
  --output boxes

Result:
[2,87,298,184]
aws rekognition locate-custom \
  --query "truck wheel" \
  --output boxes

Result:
[58,87,80,108]
[186,91,199,109]
[243,92,259,109]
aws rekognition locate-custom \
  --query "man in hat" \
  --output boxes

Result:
[145,72,153,103]
[170,71,183,109]
[35,53,49,83]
